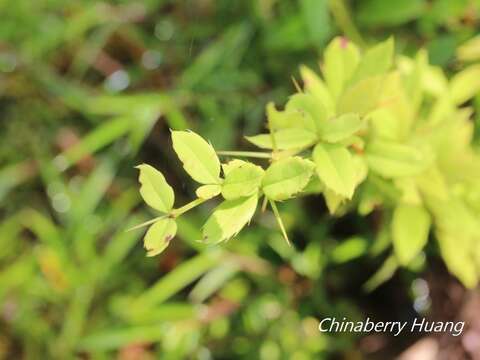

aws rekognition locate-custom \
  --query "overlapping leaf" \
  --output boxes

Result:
[246,128,317,150]
[392,204,431,265]
[221,162,264,199]
[262,157,315,200]
[313,144,358,199]
[202,194,258,244]
[144,218,177,256]
[171,130,221,184]
[136,164,174,213]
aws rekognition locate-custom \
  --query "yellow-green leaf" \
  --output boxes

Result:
[196,184,221,200]
[286,93,327,134]
[262,157,315,201]
[300,65,335,116]
[322,37,360,100]
[266,102,314,132]
[450,64,480,105]
[349,37,394,85]
[366,140,430,178]
[136,164,174,213]
[171,130,221,184]
[313,144,357,199]
[392,204,431,265]
[457,35,480,62]
[222,159,246,176]
[245,128,317,150]
[320,113,363,143]
[337,75,384,115]
[222,162,264,200]
[202,194,258,244]
[144,218,177,257]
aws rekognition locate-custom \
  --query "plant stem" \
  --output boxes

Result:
[171,197,207,217]
[269,200,291,247]
[126,215,167,231]
[328,0,365,48]
[217,150,272,159]
[261,195,268,212]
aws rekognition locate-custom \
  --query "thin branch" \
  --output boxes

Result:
[126,215,167,232]
[269,200,291,247]
[216,150,272,159]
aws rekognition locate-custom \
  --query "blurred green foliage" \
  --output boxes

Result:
[0,0,479,359]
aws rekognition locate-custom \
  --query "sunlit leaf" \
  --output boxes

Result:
[267,101,314,132]
[450,64,480,104]
[222,159,247,176]
[262,157,315,200]
[366,140,430,178]
[202,194,258,243]
[349,37,394,85]
[136,164,174,213]
[300,65,335,116]
[367,108,399,140]
[171,130,221,184]
[426,196,479,288]
[392,204,431,265]
[144,218,177,256]
[196,185,221,200]
[222,162,264,200]
[324,188,346,214]
[322,37,360,100]
[337,75,384,115]
[245,128,317,150]
[286,93,327,133]
[320,113,363,143]
[313,144,357,199]
[457,35,480,62]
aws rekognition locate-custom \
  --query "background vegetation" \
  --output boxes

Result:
[1,0,479,358]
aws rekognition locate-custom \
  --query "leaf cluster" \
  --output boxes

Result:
[136,36,480,289]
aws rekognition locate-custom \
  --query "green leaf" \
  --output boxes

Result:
[331,236,368,263]
[266,102,308,131]
[262,157,315,200]
[367,108,399,140]
[363,255,398,292]
[320,113,363,143]
[171,130,221,184]
[366,140,430,178]
[300,0,331,46]
[322,37,360,100]
[450,64,480,104]
[286,93,327,133]
[269,199,291,246]
[222,162,264,200]
[196,185,221,200]
[222,159,246,176]
[426,196,479,288]
[457,35,480,62]
[324,188,346,214]
[392,204,431,265]
[144,218,177,257]
[136,164,174,213]
[245,128,317,150]
[349,37,394,85]
[299,65,335,116]
[202,194,258,244]
[337,75,384,115]
[312,144,357,199]
[357,0,426,27]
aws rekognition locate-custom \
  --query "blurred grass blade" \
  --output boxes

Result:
[189,263,239,303]
[62,116,131,167]
[131,250,222,310]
